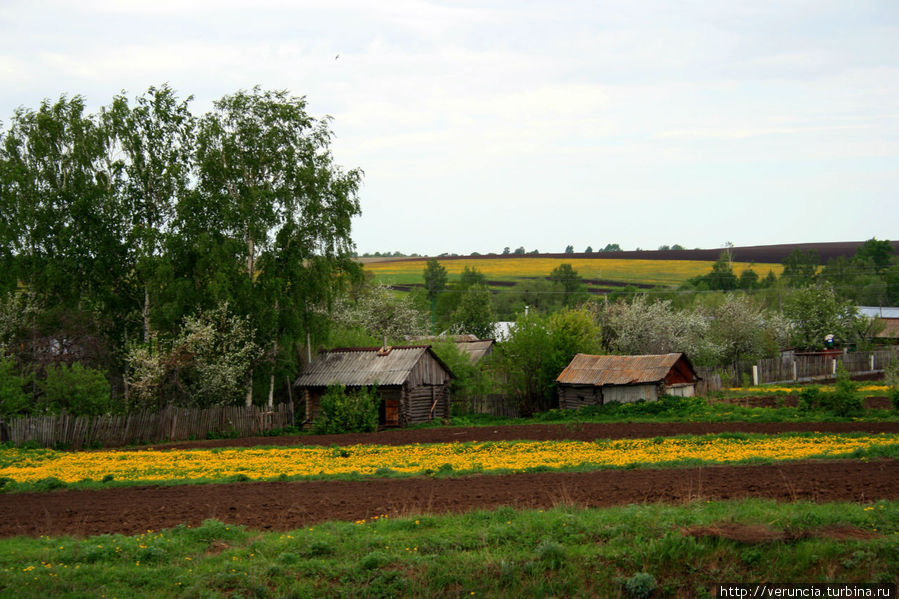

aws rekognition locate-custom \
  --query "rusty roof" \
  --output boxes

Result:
[556,353,693,386]
[295,346,451,387]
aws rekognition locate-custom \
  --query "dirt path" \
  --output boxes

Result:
[2,460,897,539]
[143,421,899,451]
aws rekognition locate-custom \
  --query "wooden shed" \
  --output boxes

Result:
[295,345,454,427]
[556,353,700,410]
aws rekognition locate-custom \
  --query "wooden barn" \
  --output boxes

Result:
[556,353,700,410]
[295,346,454,427]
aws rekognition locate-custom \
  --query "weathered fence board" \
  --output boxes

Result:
[2,403,295,449]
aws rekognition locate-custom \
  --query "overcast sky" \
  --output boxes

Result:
[2,0,897,255]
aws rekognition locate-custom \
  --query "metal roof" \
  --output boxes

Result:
[456,339,495,364]
[858,306,899,319]
[295,346,447,387]
[556,353,690,386]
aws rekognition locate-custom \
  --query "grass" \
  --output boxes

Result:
[447,394,899,427]
[362,256,783,287]
[0,499,895,598]
[2,432,898,493]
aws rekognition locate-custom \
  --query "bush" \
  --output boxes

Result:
[39,362,111,416]
[0,358,29,417]
[798,386,823,412]
[623,572,657,599]
[313,385,380,434]
[820,366,864,417]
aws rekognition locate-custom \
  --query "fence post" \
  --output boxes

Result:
[752,364,759,386]
[870,354,875,372]
[832,358,837,375]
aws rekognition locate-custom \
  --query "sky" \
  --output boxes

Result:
[1,0,897,256]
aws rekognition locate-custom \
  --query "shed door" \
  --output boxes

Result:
[383,399,399,426]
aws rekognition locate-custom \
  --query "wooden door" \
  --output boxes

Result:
[383,399,399,426]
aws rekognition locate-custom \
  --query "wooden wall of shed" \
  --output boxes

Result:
[304,388,323,423]
[408,352,452,387]
[558,385,602,410]
[404,384,450,425]
[603,384,658,404]
[662,383,695,397]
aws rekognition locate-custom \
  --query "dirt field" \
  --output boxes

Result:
[2,460,896,539]
[7,422,899,539]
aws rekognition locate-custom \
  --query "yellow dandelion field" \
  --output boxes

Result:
[1,434,894,484]
[363,257,782,287]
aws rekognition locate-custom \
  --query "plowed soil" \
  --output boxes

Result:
[1,460,897,538]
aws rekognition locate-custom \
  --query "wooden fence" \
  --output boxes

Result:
[696,347,898,394]
[464,395,522,419]
[1,402,295,449]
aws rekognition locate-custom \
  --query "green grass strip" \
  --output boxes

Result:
[0,499,896,598]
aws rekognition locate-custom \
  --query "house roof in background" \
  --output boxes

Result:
[295,346,449,387]
[858,306,899,319]
[556,353,694,386]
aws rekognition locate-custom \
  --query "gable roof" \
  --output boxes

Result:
[556,353,697,386]
[295,346,452,387]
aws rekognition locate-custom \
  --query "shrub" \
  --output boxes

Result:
[889,387,899,411]
[39,362,111,416]
[821,366,863,417]
[798,386,823,412]
[623,572,657,599]
[313,385,380,434]
[0,358,29,417]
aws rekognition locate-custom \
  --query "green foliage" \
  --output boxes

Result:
[497,307,602,413]
[783,284,865,350]
[2,501,896,599]
[450,285,494,339]
[548,263,586,307]
[423,258,447,302]
[688,251,737,290]
[430,341,492,414]
[39,362,111,416]
[2,86,362,412]
[781,248,820,287]
[0,357,29,417]
[854,237,893,273]
[313,385,380,434]
[821,366,863,417]
[797,386,823,412]
[127,303,262,409]
[623,572,657,599]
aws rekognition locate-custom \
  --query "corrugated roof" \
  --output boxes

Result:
[456,339,494,363]
[858,306,899,319]
[295,346,442,387]
[556,353,687,386]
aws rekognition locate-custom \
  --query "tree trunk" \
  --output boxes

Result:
[245,369,253,407]
[143,284,151,344]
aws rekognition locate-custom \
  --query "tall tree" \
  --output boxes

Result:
[103,85,195,343]
[423,259,447,301]
[194,87,362,404]
[781,249,819,287]
[0,95,122,307]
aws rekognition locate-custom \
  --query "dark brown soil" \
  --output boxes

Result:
[1,460,896,539]
[366,241,898,265]
[141,421,899,451]
[723,396,893,410]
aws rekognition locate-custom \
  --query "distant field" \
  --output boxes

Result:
[363,256,784,287]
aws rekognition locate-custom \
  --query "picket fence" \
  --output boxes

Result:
[1,402,295,449]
